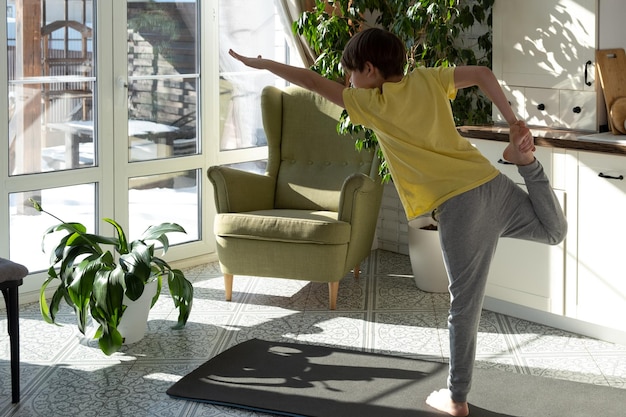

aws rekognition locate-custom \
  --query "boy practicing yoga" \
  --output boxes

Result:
[229,28,567,416]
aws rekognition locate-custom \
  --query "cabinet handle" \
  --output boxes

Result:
[584,60,592,86]
[497,158,514,165]
[572,106,582,114]
[537,103,545,111]
[598,172,624,180]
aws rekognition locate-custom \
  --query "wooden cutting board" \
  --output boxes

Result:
[596,48,626,134]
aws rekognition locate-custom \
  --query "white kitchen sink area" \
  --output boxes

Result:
[577,131,626,145]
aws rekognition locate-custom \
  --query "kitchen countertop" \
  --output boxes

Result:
[458,125,626,156]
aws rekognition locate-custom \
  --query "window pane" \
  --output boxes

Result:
[127,0,197,78]
[128,78,197,161]
[127,0,198,162]
[8,0,95,175]
[9,184,96,273]
[226,160,267,175]
[128,169,199,244]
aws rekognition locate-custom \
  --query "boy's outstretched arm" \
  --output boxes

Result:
[229,49,346,108]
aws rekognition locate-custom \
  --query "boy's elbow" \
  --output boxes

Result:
[455,65,495,89]
[477,65,495,80]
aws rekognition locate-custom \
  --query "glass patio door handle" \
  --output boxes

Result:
[116,76,128,89]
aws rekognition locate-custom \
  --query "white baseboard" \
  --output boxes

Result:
[484,296,626,346]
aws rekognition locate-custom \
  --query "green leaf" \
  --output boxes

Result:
[168,269,193,329]
[119,243,154,298]
[139,223,186,254]
[50,233,74,264]
[29,197,43,212]
[97,326,124,356]
[49,287,66,324]
[92,268,125,326]
[66,256,106,333]
[47,222,87,236]
[104,218,129,254]
[124,273,146,302]
[39,276,60,324]
[150,275,163,308]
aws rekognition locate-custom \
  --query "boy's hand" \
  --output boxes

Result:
[229,49,266,69]
[510,120,535,153]
[228,48,346,108]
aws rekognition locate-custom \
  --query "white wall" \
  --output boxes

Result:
[376,183,410,255]
[599,0,626,49]
[596,0,626,129]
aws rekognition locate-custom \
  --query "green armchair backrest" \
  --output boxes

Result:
[262,86,377,211]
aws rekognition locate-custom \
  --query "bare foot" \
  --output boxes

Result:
[426,389,469,416]
[503,121,535,166]
[503,142,534,166]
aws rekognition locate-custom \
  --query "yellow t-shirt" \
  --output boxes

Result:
[342,66,499,219]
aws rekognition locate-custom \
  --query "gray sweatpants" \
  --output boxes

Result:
[436,159,567,403]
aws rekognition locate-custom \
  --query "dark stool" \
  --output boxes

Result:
[0,258,28,403]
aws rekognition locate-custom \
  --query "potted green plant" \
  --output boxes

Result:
[31,198,194,355]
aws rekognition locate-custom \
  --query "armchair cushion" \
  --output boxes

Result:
[215,210,350,245]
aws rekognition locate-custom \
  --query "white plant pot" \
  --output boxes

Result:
[408,219,449,293]
[117,279,159,344]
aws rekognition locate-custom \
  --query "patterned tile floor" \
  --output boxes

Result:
[1,250,625,416]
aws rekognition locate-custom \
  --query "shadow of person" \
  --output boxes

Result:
[204,340,434,389]
[188,339,520,417]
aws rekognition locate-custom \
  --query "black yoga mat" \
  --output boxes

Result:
[167,338,625,417]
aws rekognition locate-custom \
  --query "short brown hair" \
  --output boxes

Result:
[341,28,406,79]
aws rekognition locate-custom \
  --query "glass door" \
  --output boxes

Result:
[116,0,203,248]
[4,0,211,296]
[7,0,100,295]
[8,0,95,175]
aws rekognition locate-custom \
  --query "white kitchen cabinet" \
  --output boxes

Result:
[492,0,598,130]
[575,151,626,331]
[559,90,597,131]
[525,88,561,128]
[496,87,597,131]
[471,139,566,313]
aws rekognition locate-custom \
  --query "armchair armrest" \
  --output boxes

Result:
[208,166,275,213]
[338,173,383,224]
[339,173,384,269]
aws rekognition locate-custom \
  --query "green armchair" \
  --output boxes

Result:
[208,86,383,309]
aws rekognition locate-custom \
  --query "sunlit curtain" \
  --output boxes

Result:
[219,0,280,150]
[274,0,316,67]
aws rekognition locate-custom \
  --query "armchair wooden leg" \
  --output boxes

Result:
[353,264,360,280]
[328,282,339,310]
[224,274,233,301]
